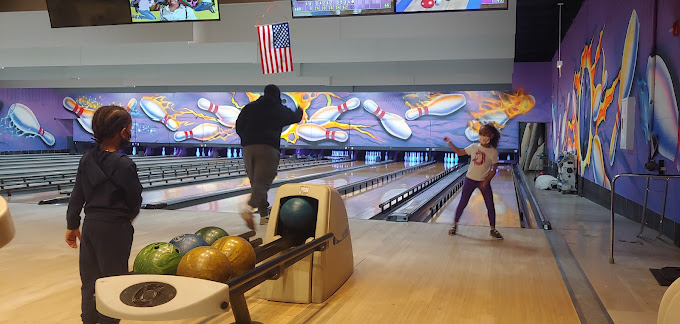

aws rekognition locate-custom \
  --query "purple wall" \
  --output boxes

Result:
[513,62,553,123]
[549,0,680,222]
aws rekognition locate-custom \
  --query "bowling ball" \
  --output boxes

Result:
[195,226,229,245]
[279,197,316,233]
[169,234,209,255]
[176,246,232,283]
[280,93,298,112]
[133,242,184,275]
[421,0,434,8]
[212,236,256,279]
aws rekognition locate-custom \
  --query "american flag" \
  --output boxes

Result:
[256,22,293,74]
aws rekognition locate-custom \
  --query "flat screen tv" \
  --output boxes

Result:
[291,0,395,18]
[130,0,220,23]
[46,0,220,28]
[395,0,507,14]
[46,0,133,28]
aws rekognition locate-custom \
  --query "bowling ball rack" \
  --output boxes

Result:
[116,232,338,324]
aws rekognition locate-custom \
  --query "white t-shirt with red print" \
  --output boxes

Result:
[464,143,498,181]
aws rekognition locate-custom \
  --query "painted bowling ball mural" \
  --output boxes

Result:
[211,236,256,279]
[133,242,184,275]
[176,246,232,283]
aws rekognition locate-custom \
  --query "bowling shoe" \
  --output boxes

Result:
[241,205,255,230]
[448,225,457,235]
[260,216,269,225]
[490,229,504,240]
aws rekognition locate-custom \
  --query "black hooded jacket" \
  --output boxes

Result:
[66,147,143,230]
[236,87,303,150]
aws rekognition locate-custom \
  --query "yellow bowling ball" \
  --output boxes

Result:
[176,246,232,283]
[212,236,256,279]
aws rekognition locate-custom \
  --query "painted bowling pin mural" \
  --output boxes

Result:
[5,103,55,146]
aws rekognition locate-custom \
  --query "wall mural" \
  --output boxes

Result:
[66,90,543,149]
[550,0,679,221]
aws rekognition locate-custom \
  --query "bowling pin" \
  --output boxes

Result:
[228,148,233,158]
[404,94,466,121]
[363,100,412,140]
[309,98,361,125]
[63,97,94,134]
[8,103,56,146]
[174,123,221,142]
[132,146,137,156]
[197,98,241,128]
[196,148,200,157]
[140,98,180,131]
[126,98,138,112]
[239,148,243,158]
[162,147,166,156]
[425,153,429,162]
[296,123,348,142]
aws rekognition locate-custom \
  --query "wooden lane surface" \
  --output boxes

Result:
[1,203,578,323]
[432,165,521,228]
[180,162,408,213]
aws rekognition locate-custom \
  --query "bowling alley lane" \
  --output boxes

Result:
[343,163,448,219]
[141,161,363,205]
[180,162,411,212]
[431,164,522,228]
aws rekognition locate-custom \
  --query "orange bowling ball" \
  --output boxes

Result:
[212,236,256,278]
[176,246,232,283]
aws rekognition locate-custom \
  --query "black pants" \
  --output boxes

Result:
[79,220,134,324]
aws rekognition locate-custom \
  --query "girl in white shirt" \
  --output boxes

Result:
[444,124,503,240]
[159,0,197,21]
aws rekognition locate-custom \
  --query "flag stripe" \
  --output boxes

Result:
[256,22,293,74]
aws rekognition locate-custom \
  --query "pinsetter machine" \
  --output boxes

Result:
[95,184,354,323]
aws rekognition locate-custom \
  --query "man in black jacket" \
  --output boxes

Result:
[236,84,303,229]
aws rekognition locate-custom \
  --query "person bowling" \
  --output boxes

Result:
[444,123,503,240]
[65,105,143,324]
[236,84,303,229]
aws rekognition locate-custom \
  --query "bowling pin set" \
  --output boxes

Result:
[331,150,349,158]
[403,152,427,163]
[364,151,388,163]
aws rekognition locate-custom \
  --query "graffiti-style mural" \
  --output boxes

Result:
[550,0,680,222]
[67,90,544,149]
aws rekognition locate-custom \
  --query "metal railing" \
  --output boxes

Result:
[609,173,680,264]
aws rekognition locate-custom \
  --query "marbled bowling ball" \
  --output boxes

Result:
[133,242,184,275]
[212,236,256,279]
[194,226,228,245]
[176,246,232,283]
[169,234,209,255]
[279,197,316,233]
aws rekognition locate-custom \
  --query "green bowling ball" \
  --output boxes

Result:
[195,226,229,245]
[133,242,184,275]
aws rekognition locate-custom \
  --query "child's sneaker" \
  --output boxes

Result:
[241,205,255,230]
[490,229,503,240]
[448,225,457,235]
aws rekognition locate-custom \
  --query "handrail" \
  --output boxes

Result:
[610,173,680,264]
[378,163,463,214]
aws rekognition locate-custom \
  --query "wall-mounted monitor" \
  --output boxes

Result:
[130,0,220,23]
[46,0,220,28]
[395,0,507,14]
[291,0,395,18]
[46,0,133,28]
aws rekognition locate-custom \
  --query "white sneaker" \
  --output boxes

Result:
[241,205,255,230]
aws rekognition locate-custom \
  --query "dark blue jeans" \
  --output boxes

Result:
[194,2,213,11]
[455,177,496,227]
